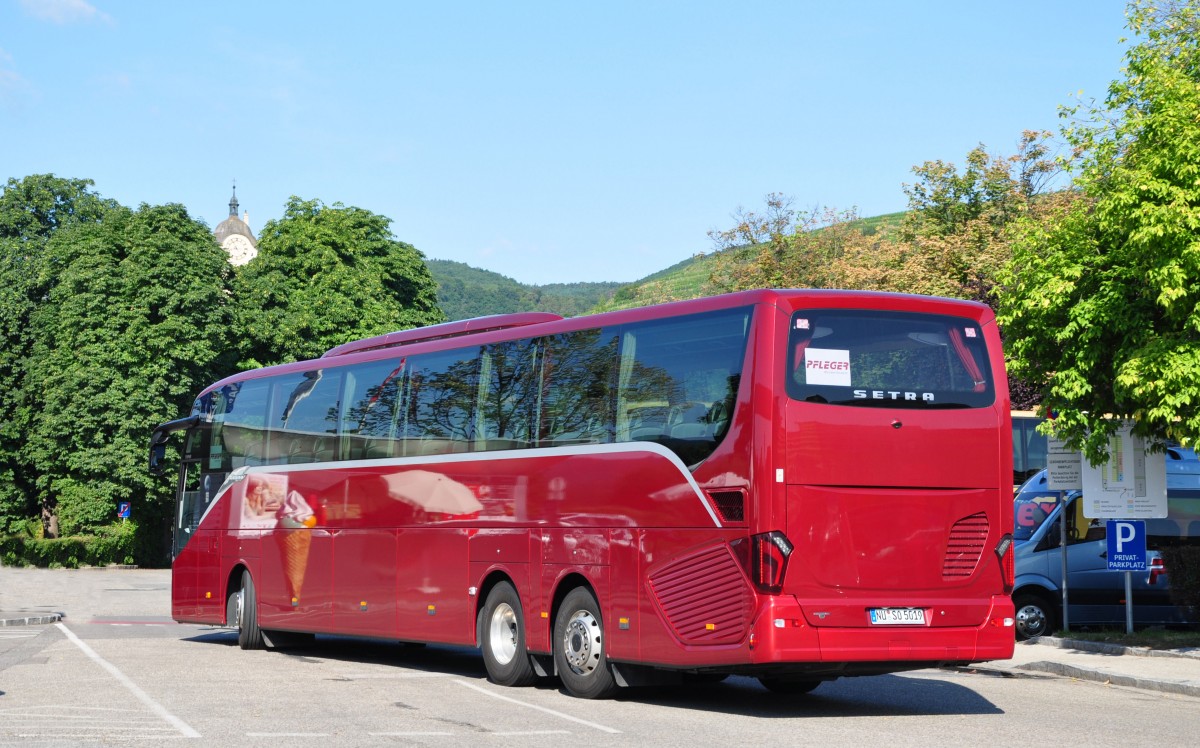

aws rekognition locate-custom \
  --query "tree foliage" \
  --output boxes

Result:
[233,197,444,367]
[0,183,474,564]
[999,0,1200,461]
[0,175,117,533]
[26,204,236,556]
[705,132,1063,306]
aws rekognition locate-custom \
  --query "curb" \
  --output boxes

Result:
[1030,635,1200,660]
[0,612,63,627]
[1017,659,1200,698]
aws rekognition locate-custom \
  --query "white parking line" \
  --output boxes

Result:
[493,730,572,735]
[452,680,621,734]
[55,623,201,739]
[339,671,451,679]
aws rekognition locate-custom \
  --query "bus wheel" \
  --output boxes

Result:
[230,570,265,650]
[480,582,536,687]
[758,676,821,695]
[554,587,617,699]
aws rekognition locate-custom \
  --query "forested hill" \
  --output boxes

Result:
[427,259,625,321]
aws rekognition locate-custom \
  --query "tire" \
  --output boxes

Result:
[479,582,536,687]
[553,587,617,699]
[229,569,265,650]
[1013,591,1055,640]
[758,676,822,695]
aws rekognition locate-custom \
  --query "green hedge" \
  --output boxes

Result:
[0,522,137,568]
[1161,546,1200,616]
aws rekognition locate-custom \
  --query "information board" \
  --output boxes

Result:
[1046,435,1082,491]
[1081,423,1167,518]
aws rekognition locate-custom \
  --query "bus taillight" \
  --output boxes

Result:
[995,534,1014,594]
[733,531,794,594]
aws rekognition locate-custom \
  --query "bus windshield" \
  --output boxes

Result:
[786,309,995,409]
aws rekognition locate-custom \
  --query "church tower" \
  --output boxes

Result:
[214,185,258,266]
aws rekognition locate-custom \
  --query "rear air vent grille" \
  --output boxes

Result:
[943,512,989,579]
[648,544,753,645]
[707,490,745,523]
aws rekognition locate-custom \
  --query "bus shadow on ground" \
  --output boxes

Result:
[630,671,1003,717]
[185,629,1002,717]
[186,629,489,678]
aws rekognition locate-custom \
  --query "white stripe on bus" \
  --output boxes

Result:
[201,441,723,528]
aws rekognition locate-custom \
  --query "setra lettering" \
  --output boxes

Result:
[853,390,935,402]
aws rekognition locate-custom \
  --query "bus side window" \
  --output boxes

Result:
[340,357,406,460]
[476,339,539,451]
[539,329,618,446]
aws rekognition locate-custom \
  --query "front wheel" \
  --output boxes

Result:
[228,569,265,650]
[479,582,536,687]
[554,587,617,699]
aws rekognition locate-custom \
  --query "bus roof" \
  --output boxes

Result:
[321,312,563,358]
[200,288,993,396]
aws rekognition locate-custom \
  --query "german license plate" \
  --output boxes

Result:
[869,608,926,625]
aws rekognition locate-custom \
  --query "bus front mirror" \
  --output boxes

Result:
[148,415,199,477]
[149,443,168,476]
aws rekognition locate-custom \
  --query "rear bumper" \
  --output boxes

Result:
[747,594,1016,666]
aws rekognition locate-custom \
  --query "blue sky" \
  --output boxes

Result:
[1,0,1130,285]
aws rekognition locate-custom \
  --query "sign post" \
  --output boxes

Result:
[1107,520,1147,634]
[1045,435,1082,632]
[1079,423,1166,636]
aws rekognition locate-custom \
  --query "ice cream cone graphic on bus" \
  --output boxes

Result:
[278,523,312,603]
[272,482,316,605]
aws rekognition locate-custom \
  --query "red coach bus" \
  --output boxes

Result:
[149,289,1015,698]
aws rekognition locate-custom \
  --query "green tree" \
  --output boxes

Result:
[233,197,444,367]
[999,0,1200,461]
[27,203,235,557]
[705,197,873,293]
[0,175,116,533]
[899,131,1063,303]
[705,135,1061,305]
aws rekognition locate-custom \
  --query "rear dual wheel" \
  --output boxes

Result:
[554,587,617,699]
[480,582,536,687]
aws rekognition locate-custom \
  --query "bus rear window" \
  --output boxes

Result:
[786,309,995,409]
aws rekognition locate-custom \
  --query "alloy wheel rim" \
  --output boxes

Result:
[562,609,603,675]
[488,602,518,664]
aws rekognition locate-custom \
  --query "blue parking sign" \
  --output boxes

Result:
[117,502,131,519]
[1106,520,1146,572]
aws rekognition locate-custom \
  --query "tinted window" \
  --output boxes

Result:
[210,379,271,469]
[1013,416,1048,486]
[616,307,750,465]
[401,349,478,452]
[478,339,541,449]
[267,370,343,464]
[787,310,995,408]
[540,328,618,445]
[341,358,407,459]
